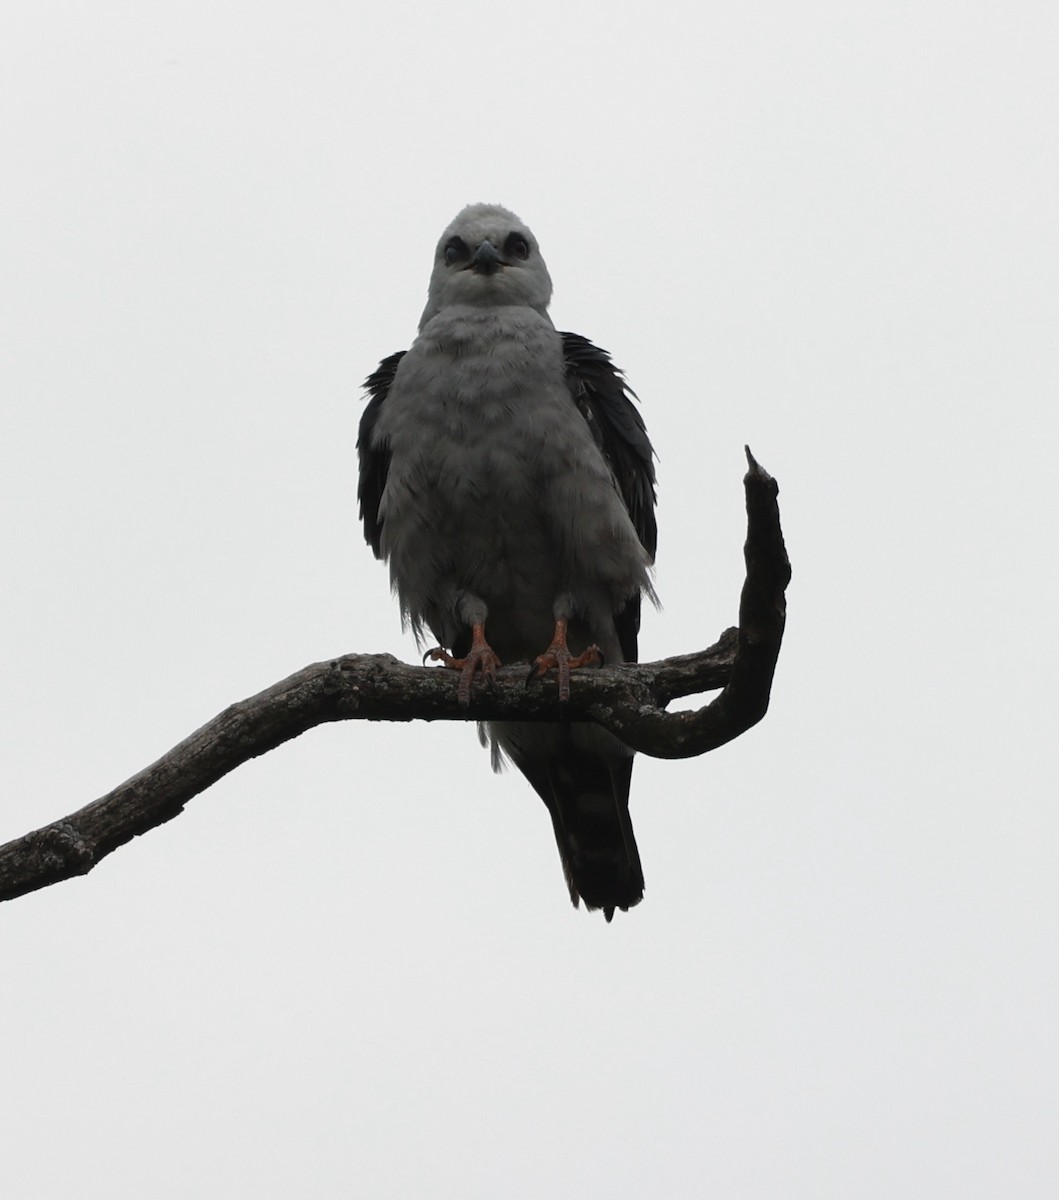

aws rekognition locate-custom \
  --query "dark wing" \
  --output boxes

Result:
[357,350,406,558]
[561,332,657,662]
[562,333,657,557]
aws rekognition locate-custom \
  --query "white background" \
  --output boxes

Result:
[2,2,1057,1196]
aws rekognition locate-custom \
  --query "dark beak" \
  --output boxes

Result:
[471,240,502,276]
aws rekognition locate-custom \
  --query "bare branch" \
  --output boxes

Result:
[0,450,789,903]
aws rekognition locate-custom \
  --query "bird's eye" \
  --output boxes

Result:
[504,232,531,260]
[444,237,469,265]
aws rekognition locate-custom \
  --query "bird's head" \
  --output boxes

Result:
[418,203,553,329]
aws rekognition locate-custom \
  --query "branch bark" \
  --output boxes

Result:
[0,448,790,903]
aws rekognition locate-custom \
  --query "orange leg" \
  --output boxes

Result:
[526,618,602,702]
[426,622,502,706]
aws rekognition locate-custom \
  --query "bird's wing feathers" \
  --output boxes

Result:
[357,350,405,558]
[561,332,657,664]
[561,332,657,560]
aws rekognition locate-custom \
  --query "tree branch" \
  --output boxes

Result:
[0,448,790,903]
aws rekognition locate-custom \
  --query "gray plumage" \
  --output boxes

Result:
[358,204,657,919]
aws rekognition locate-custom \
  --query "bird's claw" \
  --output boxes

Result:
[526,643,603,703]
[424,636,501,706]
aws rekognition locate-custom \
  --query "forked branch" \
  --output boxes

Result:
[0,448,790,903]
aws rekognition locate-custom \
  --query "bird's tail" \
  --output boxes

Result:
[545,752,644,921]
[486,721,644,920]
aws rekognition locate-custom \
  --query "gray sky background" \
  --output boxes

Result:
[3,2,1057,1196]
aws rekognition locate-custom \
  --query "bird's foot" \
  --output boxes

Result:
[425,623,501,706]
[526,619,603,703]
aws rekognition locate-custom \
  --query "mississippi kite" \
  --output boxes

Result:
[357,204,657,919]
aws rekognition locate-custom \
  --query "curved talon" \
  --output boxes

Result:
[425,624,501,706]
[425,645,462,669]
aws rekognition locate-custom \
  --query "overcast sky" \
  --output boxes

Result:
[3,2,1057,1196]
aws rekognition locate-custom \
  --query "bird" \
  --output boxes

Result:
[357,203,657,919]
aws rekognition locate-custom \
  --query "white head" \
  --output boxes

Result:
[418,203,553,330]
